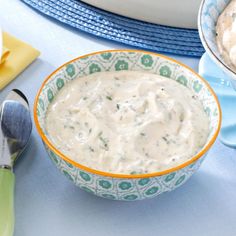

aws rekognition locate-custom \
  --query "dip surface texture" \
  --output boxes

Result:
[45,71,209,174]
[216,0,236,72]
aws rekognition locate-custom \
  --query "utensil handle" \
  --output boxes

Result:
[0,169,15,236]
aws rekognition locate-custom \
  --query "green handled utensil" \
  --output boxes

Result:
[0,89,32,236]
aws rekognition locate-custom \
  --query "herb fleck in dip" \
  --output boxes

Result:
[46,71,209,174]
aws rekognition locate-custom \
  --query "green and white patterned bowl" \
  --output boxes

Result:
[34,50,221,201]
[198,0,236,89]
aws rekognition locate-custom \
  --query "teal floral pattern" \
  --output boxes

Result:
[175,175,186,186]
[193,80,203,93]
[49,151,59,164]
[66,64,76,77]
[141,54,154,67]
[47,89,54,103]
[81,186,94,194]
[164,173,176,182]
[56,78,64,90]
[99,180,112,189]
[138,178,150,186]
[115,60,128,71]
[119,182,132,190]
[38,51,220,201]
[89,63,101,74]
[39,98,44,110]
[177,75,188,86]
[124,194,138,200]
[159,65,172,77]
[101,52,112,60]
[145,186,159,195]
[63,170,73,181]
[80,171,91,181]
[65,161,73,168]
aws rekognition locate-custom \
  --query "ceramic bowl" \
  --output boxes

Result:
[81,0,201,29]
[198,0,236,90]
[34,50,221,201]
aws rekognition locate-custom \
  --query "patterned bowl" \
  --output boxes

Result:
[34,50,221,201]
[198,0,236,89]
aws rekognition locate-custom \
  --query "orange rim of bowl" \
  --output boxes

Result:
[34,49,222,179]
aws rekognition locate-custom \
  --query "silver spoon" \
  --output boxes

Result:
[0,89,32,236]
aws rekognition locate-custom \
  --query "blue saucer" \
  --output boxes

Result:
[199,53,236,148]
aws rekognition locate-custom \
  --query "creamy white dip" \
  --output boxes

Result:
[216,0,236,72]
[45,71,209,174]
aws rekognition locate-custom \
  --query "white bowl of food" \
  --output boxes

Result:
[34,50,221,201]
[198,0,236,90]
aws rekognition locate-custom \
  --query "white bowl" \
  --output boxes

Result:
[34,50,221,201]
[198,0,236,90]
[82,0,202,29]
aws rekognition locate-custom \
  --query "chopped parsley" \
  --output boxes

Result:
[106,95,112,101]
[98,131,109,150]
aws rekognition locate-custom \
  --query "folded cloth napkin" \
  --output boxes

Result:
[1,46,10,64]
[0,32,40,90]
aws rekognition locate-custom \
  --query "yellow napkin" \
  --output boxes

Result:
[1,46,10,64]
[0,32,40,90]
